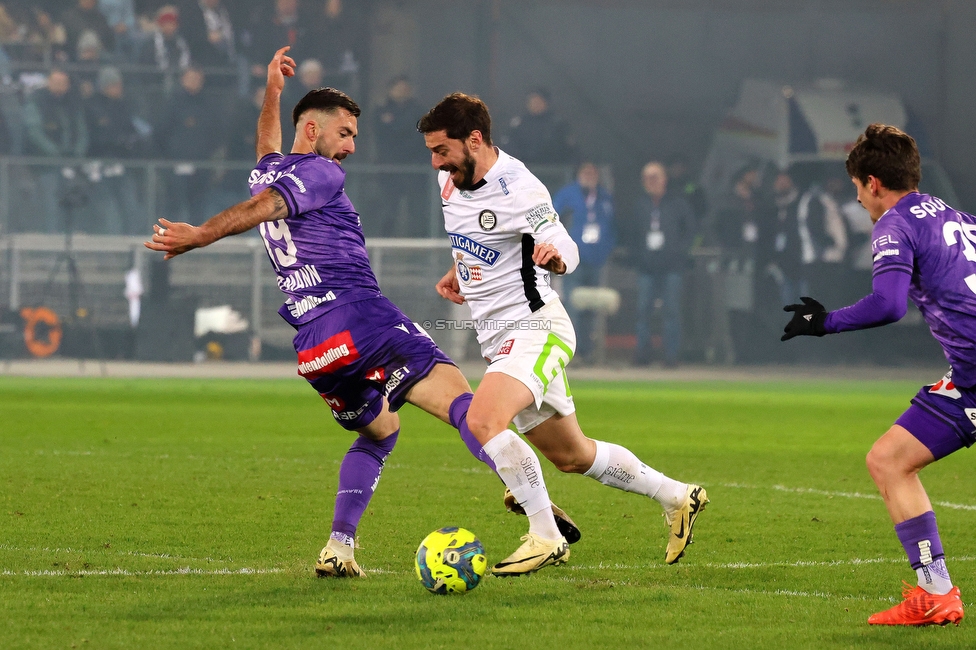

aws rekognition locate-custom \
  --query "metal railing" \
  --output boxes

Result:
[0,156,575,240]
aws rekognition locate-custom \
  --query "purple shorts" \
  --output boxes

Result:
[895,372,976,460]
[292,296,454,430]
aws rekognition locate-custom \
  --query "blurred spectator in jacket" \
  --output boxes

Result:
[179,0,236,66]
[797,179,847,307]
[156,66,219,224]
[23,69,88,157]
[629,161,695,367]
[1,5,67,62]
[666,153,706,226]
[370,75,427,236]
[85,65,147,233]
[61,0,115,59]
[712,165,761,257]
[98,0,140,57]
[553,162,616,364]
[139,6,191,94]
[308,0,362,85]
[75,30,111,98]
[0,43,21,155]
[225,84,263,162]
[504,88,576,165]
[756,171,803,307]
[245,0,306,80]
[23,69,90,233]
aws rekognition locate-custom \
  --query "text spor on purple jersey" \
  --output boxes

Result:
[847,192,976,387]
[249,152,381,326]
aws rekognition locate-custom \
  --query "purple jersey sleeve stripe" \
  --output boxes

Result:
[874,264,913,277]
[825,269,911,333]
[270,181,300,219]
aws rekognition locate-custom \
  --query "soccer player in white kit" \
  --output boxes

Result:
[418,93,708,574]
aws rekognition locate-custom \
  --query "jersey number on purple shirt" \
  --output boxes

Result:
[260,219,298,270]
[943,222,976,294]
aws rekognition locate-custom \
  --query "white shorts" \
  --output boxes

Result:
[482,299,576,434]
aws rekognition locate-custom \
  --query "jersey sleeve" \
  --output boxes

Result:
[870,211,915,278]
[513,184,580,273]
[268,157,343,219]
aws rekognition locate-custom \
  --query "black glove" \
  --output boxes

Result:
[781,296,828,341]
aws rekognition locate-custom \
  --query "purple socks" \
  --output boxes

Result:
[895,510,953,594]
[330,430,399,545]
[449,393,497,473]
[896,511,944,569]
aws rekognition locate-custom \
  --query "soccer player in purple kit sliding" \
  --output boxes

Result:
[145,47,579,578]
[781,123,970,626]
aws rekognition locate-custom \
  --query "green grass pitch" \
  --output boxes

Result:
[2,375,975,648]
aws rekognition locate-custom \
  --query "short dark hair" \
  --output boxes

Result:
[292,87,361,127]
[845,123,921,191]
[416,92,492,146]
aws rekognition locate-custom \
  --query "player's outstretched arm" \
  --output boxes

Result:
[436,265,465,304]
[256,46,296,161]
[145,188,288,260]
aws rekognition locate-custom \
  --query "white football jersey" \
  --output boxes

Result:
[439,148,575,341]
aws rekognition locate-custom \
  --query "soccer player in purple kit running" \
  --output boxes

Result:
[145,47,579,578]
[781,123,970,626]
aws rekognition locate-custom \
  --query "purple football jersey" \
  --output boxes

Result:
[249,152,381,326]
[870,192,976,386]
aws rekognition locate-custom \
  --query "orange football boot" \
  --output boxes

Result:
[868,582,964,626]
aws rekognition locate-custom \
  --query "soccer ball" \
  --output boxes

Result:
[415,527,487,594]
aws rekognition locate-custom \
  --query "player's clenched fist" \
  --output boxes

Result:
[533,242,566,274]
[436,265,466,304]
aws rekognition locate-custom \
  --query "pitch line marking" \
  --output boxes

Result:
[721,482,976,511]
[1,567,284,577]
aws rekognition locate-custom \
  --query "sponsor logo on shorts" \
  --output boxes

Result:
[929,373,961,399]
[497,339,515,356]
[334,401,371,422]
[479,209,497,231]
[383,365,412,397]
[287,292,336,319]
[965,408,976,428]
[297,330,359,378]
[366,367,386,382]
[321,394,346,410]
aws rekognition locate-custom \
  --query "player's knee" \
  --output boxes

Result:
[866,439,904,483]
[464,406,505,442]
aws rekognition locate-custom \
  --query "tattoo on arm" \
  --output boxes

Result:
[268,188,288,220]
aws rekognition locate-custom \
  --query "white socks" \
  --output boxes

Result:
[918,559,954,595]
[583,440,687,511]
[482,429,561,540]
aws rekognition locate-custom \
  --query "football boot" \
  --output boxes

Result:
[664,484,708,564]
[503,488,582,544]
[315,539,366,578]
[491,533,570,577]
[868,583,963,626]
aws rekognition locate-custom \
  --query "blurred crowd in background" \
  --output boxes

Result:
[0,2,920,366]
